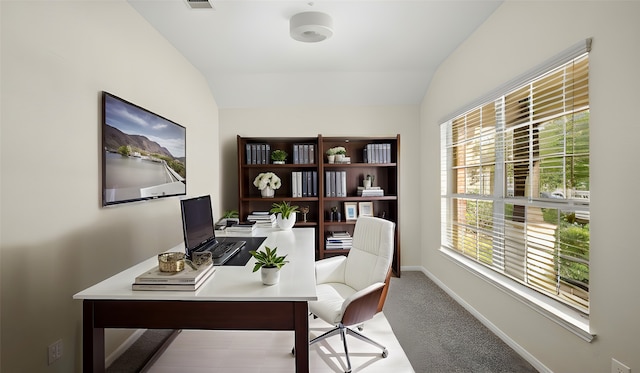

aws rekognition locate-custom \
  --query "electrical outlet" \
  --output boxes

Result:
[612,358,631,373]
[48,339,63,365]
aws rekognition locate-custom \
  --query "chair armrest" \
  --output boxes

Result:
[315,255,347,284]
[340,282,385,326]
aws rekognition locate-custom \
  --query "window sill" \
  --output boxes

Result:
[439,247,595,342]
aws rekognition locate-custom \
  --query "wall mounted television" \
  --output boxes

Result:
[102,92,186,206]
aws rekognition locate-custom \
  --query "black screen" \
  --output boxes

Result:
[180,195,216,252]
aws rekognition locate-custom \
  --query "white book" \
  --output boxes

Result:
[325,171,329,197]
[296,171,303,197]
[133,267,215,291]
[292,172,298,198]
[385,143,391,163]
[336,171,343,197]
[330,172,336,197]
[341,171,347,197]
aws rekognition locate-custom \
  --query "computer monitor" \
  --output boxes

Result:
[180,195,216,255]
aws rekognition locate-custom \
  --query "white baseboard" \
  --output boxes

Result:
[400,265,423,272]
[402,267,553,373]
[105,329,146,368]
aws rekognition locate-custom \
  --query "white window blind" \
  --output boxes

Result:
[440,42,590,314]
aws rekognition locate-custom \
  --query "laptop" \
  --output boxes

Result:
[180,195,246,265]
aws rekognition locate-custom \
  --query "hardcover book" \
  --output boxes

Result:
[134,261,214,285]
[132,267,215,291]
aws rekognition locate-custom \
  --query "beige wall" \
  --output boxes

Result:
[421,1,640,372]
[0,1,220,372]
[219,106,422,267]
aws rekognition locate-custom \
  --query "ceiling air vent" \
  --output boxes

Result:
[185,0,214,9]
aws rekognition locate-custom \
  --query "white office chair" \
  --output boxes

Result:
[308,216,395,373]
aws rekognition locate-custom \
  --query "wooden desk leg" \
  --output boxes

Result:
[83,301,105,373]
[293,301,309,373]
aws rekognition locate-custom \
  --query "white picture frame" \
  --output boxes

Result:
[344,202,358,221]
[358,201,374,217]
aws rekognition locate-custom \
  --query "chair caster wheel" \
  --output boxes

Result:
[382,348,388,358]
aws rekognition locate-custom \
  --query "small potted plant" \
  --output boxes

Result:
[326,148,337,164]
[249,246,288,285]
[253,172,281,198]
[271,149,288,164]
[270,201,299,230]
[326,146,346,163]
[364,174,375,189]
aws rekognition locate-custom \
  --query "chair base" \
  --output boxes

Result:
[309,323,388,373]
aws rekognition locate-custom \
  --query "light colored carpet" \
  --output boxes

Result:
[146,312,414,373]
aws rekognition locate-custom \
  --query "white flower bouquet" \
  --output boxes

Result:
[253,172,282,190]
[326,146,346,155]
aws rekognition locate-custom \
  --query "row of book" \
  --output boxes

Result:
[291,171,318,197]
[245,143,318,164]
[325,231,352,250]
[325,171,347,197]
[247,212,277,228]
[291,143,316,164]
[132,260,215,291]
[363,143,393,164]
[245,143,272,165]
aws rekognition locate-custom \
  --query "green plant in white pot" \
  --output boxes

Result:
[270,201,299,230]
[271,149,288,164]
[249,246,288,285]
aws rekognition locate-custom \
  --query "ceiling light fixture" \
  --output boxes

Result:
[290,11,333,43]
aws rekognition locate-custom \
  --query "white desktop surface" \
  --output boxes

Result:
[73,228,317,302]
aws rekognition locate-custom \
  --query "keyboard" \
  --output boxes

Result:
[210,241,237,258]
[189,240,246,265]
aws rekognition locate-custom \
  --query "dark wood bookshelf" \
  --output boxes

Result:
[237,134,401,276]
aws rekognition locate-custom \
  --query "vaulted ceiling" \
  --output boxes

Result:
[129,0,502,108]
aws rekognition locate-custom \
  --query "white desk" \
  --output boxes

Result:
[74,228,317,372]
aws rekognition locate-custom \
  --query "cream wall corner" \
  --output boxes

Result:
[421,1,640,372]
[1,1,219,372]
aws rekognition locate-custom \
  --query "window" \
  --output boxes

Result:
[440,51,590,315]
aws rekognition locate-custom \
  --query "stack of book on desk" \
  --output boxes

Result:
[247,212,277,228]
[132,261,215,291]
[225,220,257,235]
[357,186,384,197]
[226,220,257,236]
[325,231,353,250]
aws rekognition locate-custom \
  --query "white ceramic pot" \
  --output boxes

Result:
[327,154,335,164]
[276,212,296,230]
[335,154,345,162]
[261,187,275,198]
[261,267,280,285]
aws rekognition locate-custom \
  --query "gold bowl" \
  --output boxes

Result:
[158,252,185,272]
